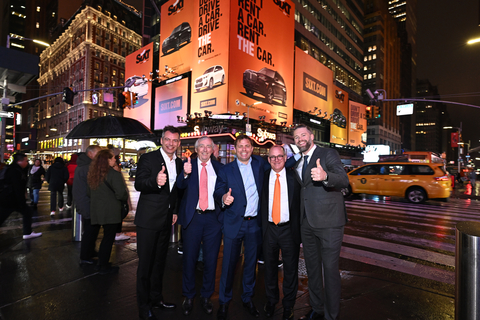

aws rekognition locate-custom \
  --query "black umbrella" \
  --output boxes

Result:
[65,115,152,139]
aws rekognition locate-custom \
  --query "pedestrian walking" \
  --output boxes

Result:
[28,159,46,209]
[45,157,69,216]
[65,154,78,208]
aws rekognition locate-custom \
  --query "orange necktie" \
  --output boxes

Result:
[272,173,281,224]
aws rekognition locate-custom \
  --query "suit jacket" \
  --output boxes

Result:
[134,149,183,230]
[294,146,349,228]
[176,158,224,228]
[260,168,301,245]
[214,155,266,239]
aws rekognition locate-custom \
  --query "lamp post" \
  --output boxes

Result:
[443,122,462,175]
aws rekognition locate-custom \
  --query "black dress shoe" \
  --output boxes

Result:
[299,309,324,320]
[264,302,275,317]
[182,298,194,315]
[153,301,177,309]
[139,309,158,320]
[217,304,228,320]
[243,300,260,317]
[282,307,294,320]
[200,296,213,314]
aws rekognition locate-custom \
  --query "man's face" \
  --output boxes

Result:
[196,138,214,163]
[88,147,101,160]
[235,138,253,164]
[161,131,181,157]
[18,158,29,169]
[294,127,314,153]
[268,146,286,173]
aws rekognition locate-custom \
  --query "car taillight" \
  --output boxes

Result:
[434,175,449,181]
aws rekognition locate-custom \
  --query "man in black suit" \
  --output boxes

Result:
[134,126,183,320]
[260,145,301,320]
[293,125,349,320]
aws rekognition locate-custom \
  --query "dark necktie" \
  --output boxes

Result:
[302,155,309,180]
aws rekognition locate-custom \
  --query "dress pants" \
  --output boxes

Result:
[80,217,100,260]
[50,188,64,211]
[263,223,299,308]
[66,184,73,206]
[219,218,261,304]
[0,205,33,235]
[301,220,344,320]
[182,211,222,299]
[136,225,171,314]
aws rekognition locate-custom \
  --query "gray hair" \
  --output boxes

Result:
[195,136,214,149]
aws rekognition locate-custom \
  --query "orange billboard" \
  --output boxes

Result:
[227,0,295,125]
[159,0,194,75]
[124,42,154,129]
[190,0,231,115]
[153,77,190,131]
[348,101,367,148]
[330,86,349,145]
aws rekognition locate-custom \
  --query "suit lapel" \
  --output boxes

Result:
[231,160,246,199]
[191,158,199,195]
[286,170,294,210]
[156,150,169,192]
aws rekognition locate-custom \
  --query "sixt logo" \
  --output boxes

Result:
[303,72,327,101]
[168,0,184,16]
[335,90,345,103]
[273,0,291,16]
[136,49,151,64]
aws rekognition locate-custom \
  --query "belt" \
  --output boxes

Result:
[196,209,215,214]
[243,216,257,220]
[269,221,290,227]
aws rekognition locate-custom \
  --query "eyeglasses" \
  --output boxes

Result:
[268,155,285,161]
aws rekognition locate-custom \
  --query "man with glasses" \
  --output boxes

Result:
[260,145,301,320]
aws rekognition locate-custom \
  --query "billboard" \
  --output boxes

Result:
[330,86,349,144]
[227,0,295,125]
[153,77,190,131]
[124,42,154,129]
[348,101,367,148]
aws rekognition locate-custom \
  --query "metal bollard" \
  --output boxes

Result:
[169,222,181,243]
[72,201,83,242]
[455,221,480,319]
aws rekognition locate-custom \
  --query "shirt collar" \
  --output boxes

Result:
[160,147,177,162]
[236,157,252,167]
[303,144,316,159]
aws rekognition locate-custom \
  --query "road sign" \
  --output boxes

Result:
[0,111,14,118]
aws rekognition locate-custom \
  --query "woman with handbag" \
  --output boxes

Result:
[87,149,128,275]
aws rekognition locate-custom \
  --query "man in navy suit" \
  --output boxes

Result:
[135,126,183,320]
[260,145,301,320]
[176,136,223,316]
[214,134,266,320]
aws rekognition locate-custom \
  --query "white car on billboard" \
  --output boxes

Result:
[125,75,149,97]
[194,65,225,91]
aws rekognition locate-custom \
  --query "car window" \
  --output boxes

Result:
[275,72,285,85]
[259,67,275,78]
[173,25,182,33]
[379,165,405,175]
[204,67,214,74]
[351,165,379,175]
[407,165,434,175]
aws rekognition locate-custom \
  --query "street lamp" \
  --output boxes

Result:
[443,122,462,175]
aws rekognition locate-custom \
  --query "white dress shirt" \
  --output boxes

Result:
[296,145,317,180]
[160,147,177,192]
[268,168,289,223]
[196,158,217,211]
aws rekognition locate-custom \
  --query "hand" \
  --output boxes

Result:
[311,158,327,181]
[172,214,178,225]
[184,157,192,176]
[157,166,167,186]
[223,188,234,206]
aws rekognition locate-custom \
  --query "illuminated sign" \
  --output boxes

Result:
[159,96,183,114]
[256,128,276,142]
[397,103,414,116]
[303,72,327,100]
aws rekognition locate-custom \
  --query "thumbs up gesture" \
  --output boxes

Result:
[184,157,192,176]
[157,166,167,186]
[223,188,234,206]
[311,158,327,181]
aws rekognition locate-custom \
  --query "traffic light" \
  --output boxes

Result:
[118,92,125,108]
[122,91,131,108]
[62,87,74,105]
[374,105,381,118]
[365,106,371,118]
[133,93,139,105]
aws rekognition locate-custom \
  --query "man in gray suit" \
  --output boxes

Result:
[293,125,349,320]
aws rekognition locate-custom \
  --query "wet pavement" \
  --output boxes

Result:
[0,173,469,319]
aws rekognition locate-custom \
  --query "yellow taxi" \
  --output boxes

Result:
[343,162,452,203]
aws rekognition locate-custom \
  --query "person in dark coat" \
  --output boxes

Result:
[66,154,78,208]
[0,153,42,239]
[45,157,69,216]
[28,159,46,209]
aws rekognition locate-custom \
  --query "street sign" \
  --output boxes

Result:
[0,111,14,118]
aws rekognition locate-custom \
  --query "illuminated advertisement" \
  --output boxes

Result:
[348,101,367,148]
[153,77,189,131]
[227,0,295,125]
[294,47,334,116]
[159,0,194,75]
[124,42,154,129]
[330,85,349,145]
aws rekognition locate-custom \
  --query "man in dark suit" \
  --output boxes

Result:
[292,125,349,320]
[176,136,223,316]
[134,126,183,320]
[214,134,266,320]
[260,145,301,320]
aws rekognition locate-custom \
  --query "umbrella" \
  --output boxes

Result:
[65,115,152,139]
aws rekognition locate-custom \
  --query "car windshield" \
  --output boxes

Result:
[172,25,182,34]
[204,67,214,74]
[259,67,275,78]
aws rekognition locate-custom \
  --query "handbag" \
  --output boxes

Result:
[104,180,129,219]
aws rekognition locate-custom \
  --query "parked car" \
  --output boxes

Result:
[195,65,225,91]
[162,22,191,55]
[243,67,286,105]
[342,162,452,203]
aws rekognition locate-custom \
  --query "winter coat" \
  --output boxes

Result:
[72,153,92,218]
[88,168,128,225]
[66,163,77,186]
[0,163,28,209]
[28,165,46,190]
[45,162,69,191]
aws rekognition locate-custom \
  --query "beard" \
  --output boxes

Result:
[298,139,312,153]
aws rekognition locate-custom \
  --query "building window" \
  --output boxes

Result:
[36,22,40,28]
[112,69,116,76]
[372,54,377,59]
[37,6,41,12]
